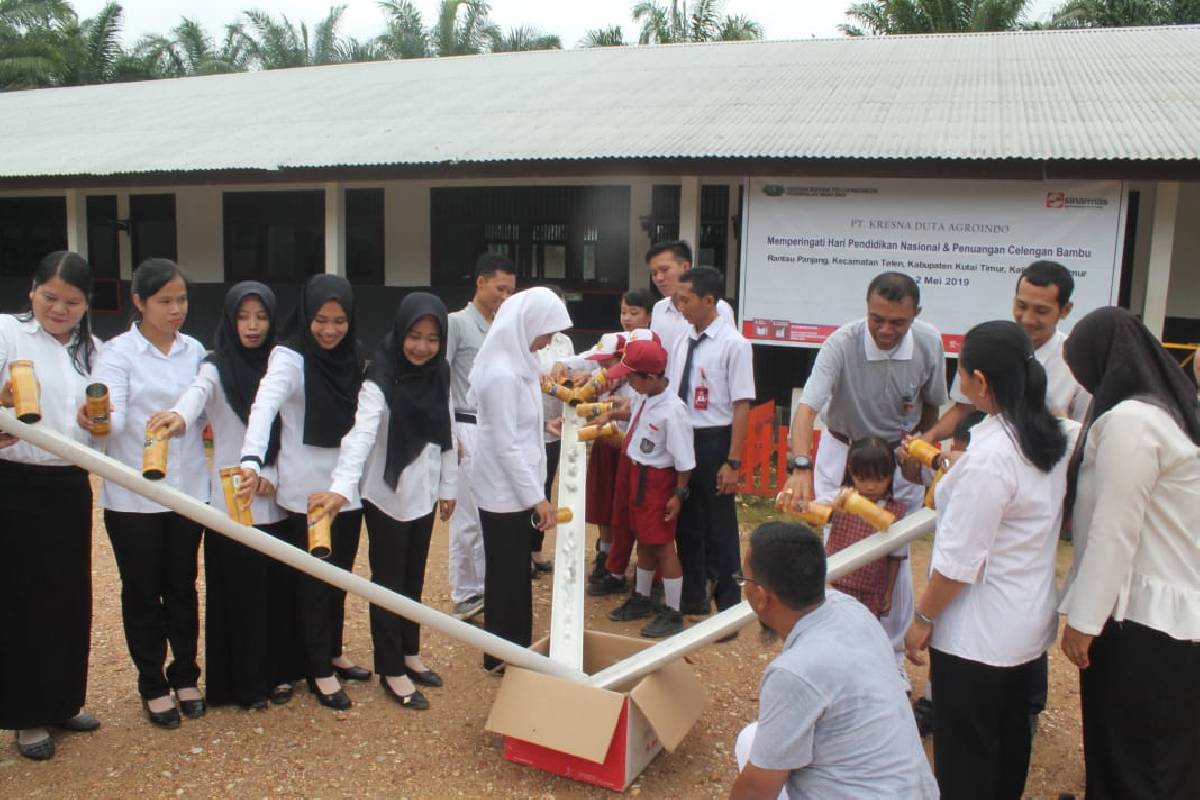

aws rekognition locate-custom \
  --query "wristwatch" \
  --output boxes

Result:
[673,486,691,499]
[787,455,813,473]
[724,459,742,471]
[914,610,935,626]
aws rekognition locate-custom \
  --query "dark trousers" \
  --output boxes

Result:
[1028,650,1048,716]
[1081,618,1200,799]
[534,439,561,553]
[364,502,434,676]
[479,508,535,671]
[677,426,742,611]
[104,510,203,700]
[930,648,1038,800]
[284,510,362,679]
[263,522,306,687]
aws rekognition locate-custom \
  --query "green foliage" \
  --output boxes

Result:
[632,0,764,44]
[841,0,1030,36]
[579,24,627,47]
[490,24,561,52]
[1048,0,1200,27]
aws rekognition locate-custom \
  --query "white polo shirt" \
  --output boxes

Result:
[651,296,736,360]
[666,314,756,428]
[950,328,1090,422]
[626,390,696,471]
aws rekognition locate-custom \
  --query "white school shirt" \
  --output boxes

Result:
[473,370,546,513]
[666,314,756,428]
[93,325,209,512]
[0,315,102,466]
[626,390,696,471]
[171,362,285,525]
[929,414,1077,666]
[537,332,576,443]
[1060,400,1200,641]
[240,346,361,516]
[950,328,1090,422]
[651,296,736,359]
[329,381,458,523]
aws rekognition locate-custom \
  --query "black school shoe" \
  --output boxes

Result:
[306,678,352,711]
[609,592,656,622]
[142,699,181,730]
[641,608,685,639]
[333,664,372,682]
[405,667,443,688]
[587,573,627,596]
[589,550,608,583]
[912,697,934,738]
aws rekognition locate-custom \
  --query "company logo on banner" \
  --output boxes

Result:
[738,177,1127,353]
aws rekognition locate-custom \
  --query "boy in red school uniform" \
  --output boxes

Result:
[603,337,695,638]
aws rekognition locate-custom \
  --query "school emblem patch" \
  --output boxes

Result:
[639,438,655,454]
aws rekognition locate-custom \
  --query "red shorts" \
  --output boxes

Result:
[627,462,678,546]
[585,439,621,525]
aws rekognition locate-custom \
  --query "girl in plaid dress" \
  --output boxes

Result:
[825,437,907,616]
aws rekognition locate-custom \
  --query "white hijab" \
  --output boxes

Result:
[467,286,572,405]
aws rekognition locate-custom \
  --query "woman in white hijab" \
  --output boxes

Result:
[467,287,573,672]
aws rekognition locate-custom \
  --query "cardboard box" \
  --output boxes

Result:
[485,630,708,792]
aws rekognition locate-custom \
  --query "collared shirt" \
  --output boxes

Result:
[950,328,1090,421]
[650,296,736,359]
[931,414,1078,666]
[1060,400,1200,641]
[171,362,285,525]
[447,302,491,414]
[666,315,755,428]
[0,314,102,466]
[240,346,361,515]
[626,390,695,471]
[93,324,209,511]
[801,319,948,441]
[473,370,547,513]
[750,591,937,799]
[329,381,457,523]
[536,332,576,443]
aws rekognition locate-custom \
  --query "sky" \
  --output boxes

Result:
[71,0,1063,48]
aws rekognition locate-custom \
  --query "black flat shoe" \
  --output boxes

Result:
[405,667,443,688]
[177,693,206,719]
[268,685,294,705]
[241,697,269,712]
[58,712,101,732]
[15,733,55,760]
[380,677,429,710]
[142,699,181,730]
[306,678,352,711]
[333,664,372,682]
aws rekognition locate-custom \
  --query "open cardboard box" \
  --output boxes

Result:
[485,630,708,792]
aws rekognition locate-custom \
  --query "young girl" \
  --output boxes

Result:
[824,437,908,617]
[92,259,209,729]
[311,293,456,710]
[239,274,367,711]
[148,282,291,711]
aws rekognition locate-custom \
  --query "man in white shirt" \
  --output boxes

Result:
[445,254,515,619]
[647,240,736,356]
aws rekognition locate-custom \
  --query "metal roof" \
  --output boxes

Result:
[1,26,1198,178]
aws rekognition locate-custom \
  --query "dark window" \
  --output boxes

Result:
[0,196,67,277]
[224,191,324,283]
[699,185,730,271]
[129,194,177,265]
[346,188,384,285]
[644,185,681,244]
[86,195,121,311]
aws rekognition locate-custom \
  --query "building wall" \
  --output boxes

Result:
[1167,182,1200,321]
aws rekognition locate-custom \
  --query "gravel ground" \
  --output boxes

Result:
[3,486,1085,798]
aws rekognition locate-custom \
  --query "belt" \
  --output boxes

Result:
[454,411,477,424]
[828,430,903,450]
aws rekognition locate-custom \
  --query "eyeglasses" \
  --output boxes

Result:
[732,570,758,588]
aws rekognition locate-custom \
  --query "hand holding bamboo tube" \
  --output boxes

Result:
[577,421,619,442]
[774,489,834,527]
[575,401,613,418]
[834,488,896,531]
[902,437,947,471]
[8,360,41,423]
[571,371,608,404]
[219,466,254,525]
[531,506,573,527]
[539,375,575,403]
[142,424,169,479]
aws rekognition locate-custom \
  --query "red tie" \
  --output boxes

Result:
[622,398,648,454]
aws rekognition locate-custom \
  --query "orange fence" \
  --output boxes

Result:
[736,401,820,498]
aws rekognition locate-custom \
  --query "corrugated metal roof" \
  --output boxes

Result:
[1,26,1198,178]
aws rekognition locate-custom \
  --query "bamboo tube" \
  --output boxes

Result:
[85,383,111,436]
[219,466,253,525]
[835,488,896,531]
[141,424,168,480]
[577,421,619,442]
[9,360,40,423]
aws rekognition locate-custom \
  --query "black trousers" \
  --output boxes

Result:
[930,648,1038,800]
[677,426,742,610]
[1028,650,1048,716]
[262,521,305,687]
[104,509,203,700]
[0,462,92,729]
[1081,618,1200,799]
[534,439,561,553]
[479,508,535,671]
[364,502,434,676]
[283,510,362,679]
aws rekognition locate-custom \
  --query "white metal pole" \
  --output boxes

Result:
[547,410,588,670]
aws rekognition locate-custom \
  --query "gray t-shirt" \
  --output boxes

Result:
[750,591,938,799]
[446,302,490,413]
[800,318,947,441]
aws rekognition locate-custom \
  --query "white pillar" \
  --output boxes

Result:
[117,193,133,279]
[65,189,87,259]
[324,182,345,276]
[1144,181,1179,339]
[678,176,701,252]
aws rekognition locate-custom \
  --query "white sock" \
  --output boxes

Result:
[636,568,654,596]
[599,540,611,552]
[663,577,683,611]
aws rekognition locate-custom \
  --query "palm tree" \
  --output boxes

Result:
[377,0,428,58]
[716,14,764,40]
[237,5,348,70]
[134,18,249,78]
[490,25,561,52]
[58,1,125,84]
[1048,0,1199,27]
[0,0,76,89]
[632,0,765,44]
[430,0,499,57]
[841,0,1029,35]
[579,24,626,47]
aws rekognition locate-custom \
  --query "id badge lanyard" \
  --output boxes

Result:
[694,367,709,411]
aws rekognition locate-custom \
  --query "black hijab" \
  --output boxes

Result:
[205,281,281,464]
[280,274,363,448]
[365,293,452,489]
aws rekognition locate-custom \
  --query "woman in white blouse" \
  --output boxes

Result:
[1059,306,1200,799]
[0,252,103,760]
[238,274,367,711]
[903,320,1072,800]
[92,259,209,730]
[469,287,572,673]
[310,293,456,710]
[149,282,293,711]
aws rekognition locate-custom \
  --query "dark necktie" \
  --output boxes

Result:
[677,333,706,403]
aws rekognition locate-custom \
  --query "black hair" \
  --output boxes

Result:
[622,288,656,315]
[866,271,920,307]
[678,266,725,302]
[130,258,187,322]
[842,436,896,492]
[1018,260,1075,307]
[952,410,987,445]
[645,239,692,265]
[747,523,826,610]
[475,252,516,279]
[959,320,1067,472]
[22,250,96,375]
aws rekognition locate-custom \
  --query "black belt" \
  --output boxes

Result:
[454,411,477,424]
[829,430,902,449]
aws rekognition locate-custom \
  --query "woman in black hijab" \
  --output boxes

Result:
[1058,306,1200,799]
[311,293,455,710]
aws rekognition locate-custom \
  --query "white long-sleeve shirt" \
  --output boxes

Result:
[240,346,361,515]
[171,362,285,525]
[329,381,457,523]
[473,370,546,513]
[651,296,736,360]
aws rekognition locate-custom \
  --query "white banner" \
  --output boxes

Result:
[738,177,1127,352]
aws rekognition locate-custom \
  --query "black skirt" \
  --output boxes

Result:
[0,460,92,729]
